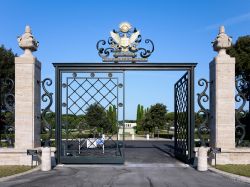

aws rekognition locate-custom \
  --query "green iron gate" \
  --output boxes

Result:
[54,66,125,164]
[174,71,195,163]
[53,63,196,164]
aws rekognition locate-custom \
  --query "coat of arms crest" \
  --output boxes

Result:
[97,22,154,63]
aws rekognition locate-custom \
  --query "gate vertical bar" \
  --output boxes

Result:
[174,79,177,156]
[55,67,61,164]
[116,74,119,153]
[189,67,195,162]
[122,70,125,160]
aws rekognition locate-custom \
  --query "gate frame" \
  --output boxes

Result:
[53,62,197,164]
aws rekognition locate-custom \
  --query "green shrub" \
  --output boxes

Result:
[155,134,173,139]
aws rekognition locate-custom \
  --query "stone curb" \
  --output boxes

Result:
[208,166,250,184]
[0,165,41,182]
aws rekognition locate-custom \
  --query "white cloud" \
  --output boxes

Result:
[205,12,250,30]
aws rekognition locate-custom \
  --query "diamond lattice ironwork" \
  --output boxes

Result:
[174,72,189,161]
[66,76,118,113]
[59,72,123,162]
[67,77,118,115]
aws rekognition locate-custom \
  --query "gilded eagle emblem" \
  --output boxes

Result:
[110,22,140,52]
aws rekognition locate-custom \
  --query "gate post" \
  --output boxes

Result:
[15,26,41,150]
[209,26,235,150]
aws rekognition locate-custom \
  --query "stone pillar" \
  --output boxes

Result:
[209,26,235,150]
[15,26,41,150]
[197,146,209,171]
[41,147,51,171]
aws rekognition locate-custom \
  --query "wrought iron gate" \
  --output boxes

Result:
[53,63,196,164]
[0,78,15,148]
[174,71,194,163]
[55,66,125,164]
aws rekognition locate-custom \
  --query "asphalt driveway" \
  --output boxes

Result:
[1,164,249,187]
[124,140,177,163]
[1,140,249,187]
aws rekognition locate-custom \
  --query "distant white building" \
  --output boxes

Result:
[119,122,137,135]
[124,122,137,128]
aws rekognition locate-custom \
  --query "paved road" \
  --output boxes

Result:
[1,164,250,187]
[1,141,249,187]
[124,140,176,163]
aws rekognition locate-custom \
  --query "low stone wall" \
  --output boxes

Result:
[209,148,250,165]
[194,147,250,166]
[0,147,56,166]
[0,148,35,166]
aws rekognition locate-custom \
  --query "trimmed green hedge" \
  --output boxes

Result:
[0,134,14,139]
[154,134,174,139]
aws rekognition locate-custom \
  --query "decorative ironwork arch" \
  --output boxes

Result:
[96,22,154,63]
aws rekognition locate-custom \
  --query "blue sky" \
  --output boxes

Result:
[1,0,250,119]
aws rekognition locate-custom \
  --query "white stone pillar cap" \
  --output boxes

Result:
[17,25,39,57]
[212,26,232,57]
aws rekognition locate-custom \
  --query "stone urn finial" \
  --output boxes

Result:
[17,25,39,57]
[212,26,232,56]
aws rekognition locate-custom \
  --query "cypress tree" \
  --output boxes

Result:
[136,104,141,122]
[113,105,117,126]
[140,105,144,119]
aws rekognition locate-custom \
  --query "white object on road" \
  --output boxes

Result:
[87,138,105,154]
[87,138,97,148]
[132,134,135,140]
[96,137,105,154]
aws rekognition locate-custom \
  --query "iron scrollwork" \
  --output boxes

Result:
[235,77,249,146]
[96,22,154,62]
[0,78,15,147]
[197,78,210,146]
[96,39,114,59]
[41,78,53,147]
[129,38,154,58]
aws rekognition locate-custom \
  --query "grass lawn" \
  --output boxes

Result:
[216,165,250,177]
[0,166,32,178]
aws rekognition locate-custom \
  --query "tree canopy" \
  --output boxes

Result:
[0,45,16,79]
[142,103,167,133]
[228,35,250,101]
[85,103,110,133]
[106,105,117,133]
[227,36,250,142]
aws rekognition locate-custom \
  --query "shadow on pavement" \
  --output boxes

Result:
[124,140,179,164]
